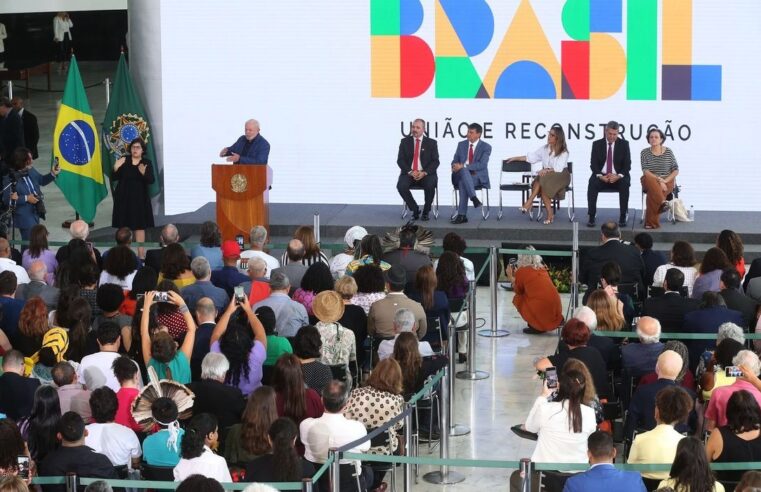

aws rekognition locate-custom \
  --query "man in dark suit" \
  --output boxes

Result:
[144,223,180,272]
[15,260,60,310]
[396,118,439,221]
[563,431,646,492]
[382,227,431,293]
[720,268,758,328]
[587,121,631,227]
[11,97,38,159]
[187,352,245,433]
[450,122,491,224]
[0,350,41,420]
[642,268,699,332]
[0,96,24,174]
[580,221,645,297]
[633,232,667,287]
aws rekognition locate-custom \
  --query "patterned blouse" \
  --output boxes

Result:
[350,292,386,315]
[316,321,356,366]
[343,386,405,455]
[292,288,317,316]
[640,147,679,177]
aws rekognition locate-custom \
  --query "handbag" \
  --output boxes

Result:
[34,198,46,220]
[670,197,691,222]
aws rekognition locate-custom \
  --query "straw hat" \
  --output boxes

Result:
[312,291,345,324]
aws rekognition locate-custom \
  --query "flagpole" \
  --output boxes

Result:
[105,77,110,104]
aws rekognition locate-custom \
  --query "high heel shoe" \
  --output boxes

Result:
[519,206,529,214]
[543,216,554,225]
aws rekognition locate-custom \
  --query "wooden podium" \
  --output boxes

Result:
[211,164,272,241]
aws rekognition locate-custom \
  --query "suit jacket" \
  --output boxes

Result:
[744,257,761,291]
[0,108,24,162]
[144,248,164,273]
[382,249,432,292]
[226,133,270,164]
[451,139,492,188]
[589,137,631,176]
[397,135,439,176]
[187,379,246,431]
[2,168,55,229]
[642,292,699,332]
[15,280,60,310]
[368,293,427,340]
[683,306,745,371]
[640,249,667,287]
[580,240,645,296]
[21,109,39,159]
[0,372,41,420]
[624,378,696,441]
[720,288,758,328]
[272,263,308,294]
[563,464,646,492]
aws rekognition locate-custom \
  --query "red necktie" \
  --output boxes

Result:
[412,138,420,171]
[468,144,474,164]
[606,142,613,174]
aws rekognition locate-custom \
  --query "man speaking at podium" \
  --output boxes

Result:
[220,118,270,164]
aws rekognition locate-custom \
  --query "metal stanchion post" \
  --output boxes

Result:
[423,365,465,485]
[105,77,110,104]
[7,81,12,100]
[447,329,470,435]
[302,478,313,492]
[571,221,579,312]
[329,449,340,492]
[479,246,510,337]
[519,458,533,492]
[404,408,413,491]
[65,473,77,492]
[457,283,489,380]
[313,212,320,244]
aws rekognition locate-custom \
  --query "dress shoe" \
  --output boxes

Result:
[412,210,420,220]
[586,217,596,227]
[450,214,468,224]
[421,212,430,221]
[458,353,467,364]
[471,196,482,208]
[522,326,543,335]
[510,424,538,441]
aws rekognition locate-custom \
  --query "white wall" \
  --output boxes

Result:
[0,0,126,13]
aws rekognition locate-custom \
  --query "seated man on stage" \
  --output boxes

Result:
[587,120,631,228]
[396,118,439,221]
[219,118,270,164]
[450,123,491,225]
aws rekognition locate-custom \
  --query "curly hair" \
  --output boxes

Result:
[716,229,744,265]
[699,247,731,275]
[240,386,277,455]
[293,325,322,359]
[670,240,696,267]
[0,419,25,473]
[160,243,190,280]
[199,221,221,248]
[219,321,254,387]
[436,251,466,294]
[357,235,384,264]
[151,331,177,363]
[103,244,137,279]
[300,262,334,294]
[442,232,466,256]
[352,264,385,294]
[18,297,48,339]
[89,387,118,424]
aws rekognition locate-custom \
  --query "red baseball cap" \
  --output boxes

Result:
[221,240,241,258]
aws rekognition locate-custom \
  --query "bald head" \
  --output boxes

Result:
[0,238,9,258]
[28,260,47,282]
[655,350,682,379]
[636,316,661,344]
[195,297,216,323]
[69,220,89,240]
[160,224,179,245]
[287,239,305,262]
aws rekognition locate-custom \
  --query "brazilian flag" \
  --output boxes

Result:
[52,55,108,223]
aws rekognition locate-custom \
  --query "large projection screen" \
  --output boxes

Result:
[153,1,760,214]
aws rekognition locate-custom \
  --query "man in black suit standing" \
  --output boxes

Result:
[396,118,439,221]
[587,121,631,227]
[0,96,24,175]
[580,221,645,297]
[11,97,38,159]
[642,268,699,332]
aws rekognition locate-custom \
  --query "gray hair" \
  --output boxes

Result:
[573,306,598,331]
[248,257,267,276]
[84,481,113,492]
[190,256,211,280]
[270,271,290,291]
[515,245,544,269]
[201,352,230,380]
[605,121,619,131]
[393,308,416,333]
[717,322,745,345]
[636,317,661,344]
[69,219,89,240]
[245,119,261,131]
[733,350,761,376]
[28,260,47,282]
[249,225,268,246]
[161,224,179,245]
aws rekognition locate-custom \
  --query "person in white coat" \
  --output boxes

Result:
[53,12,73,72]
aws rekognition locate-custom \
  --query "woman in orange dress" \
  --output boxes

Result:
[506,246,563,334]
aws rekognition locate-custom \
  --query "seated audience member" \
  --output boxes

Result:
[436,250,470,300]
[393,331,447,400]
[21,385,61,463]
[120,266,158,317]
[624,350,696,441]
[692,247,732,300]
[586,289,625,331]
[658,437,724,492]
[293,325,332,393]
[706,390,761,484]
[580,221,645,297]
[557,306,620,370]
[684,292,745,371]
[112,355,141,432]
[239,257,270,306]
[158,242,196,290]
[272,354,324,432]
[56,220,103,267]
[77,321,124,392]
[144,224,179,271]
[191,298,217,381]
[378,308,434,361]
[14,297,48,357]
[300,381,370,489]
[368,265,427,340]
[652,240,699,296]
[383,227,431,290]
[99,244,138,290]
[85,387,141,469]
[408,264,450,344]
[627,386,692,482]
[349,264,386,314]
[188,353,245,433]
[102,227,138,263]
[334,276,368,367]
[181,257,229,313]
[330,225,367,279]
[140,291,196,384]
[257,306,292,367]
[141,397,185,466]
[92,283,132,353]
[535,319,610,398]
[53,361,92,423]
[639,340,696,391]
[190,221,223,270]
[271,239,308,292]
[15,261,59,310]
[506,246,562,334]
[717,229,746,280]
[700,336,745,401]
[64,297,91,364]
[0,419,27,476]
[224,386,277,466]
[174,413,231,483]
[0,350,40,420]
[643,268,699,332]
[633,232,667,287]
[239,225,280,278]
[434,232,475,281]
[245,418,315,483]
[29,328,69,385]
[155,280,190,341]
[562,431,646,492]
[209,297,267,395]
[56,239,97,292]
[706,350,761,431]
[0,239,29,284]
[38,412,118,490]
[621,316,664,377]
[583,261,635,322]
[719,268,758,328]
[0,271,25,342]
[281,226,329,267]
[736,470,761,491]
[312,291,356,367]
[22,224,58,284]
[253,272,308,338]
[74,262,101,318]
[345,234,391,276]
[293,262,334,317]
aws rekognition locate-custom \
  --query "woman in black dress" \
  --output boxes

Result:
[111,138,154,257]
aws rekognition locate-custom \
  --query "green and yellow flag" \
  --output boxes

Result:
[52,55,108,222]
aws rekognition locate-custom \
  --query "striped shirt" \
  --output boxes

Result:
[641,147,678,177]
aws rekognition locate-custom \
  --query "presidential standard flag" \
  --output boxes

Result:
[53,55,108,223]
[102,53,159,197]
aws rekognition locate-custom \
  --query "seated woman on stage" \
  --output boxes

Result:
[505,124,570,225]
[505,246,562,334]
[641,128,679,229]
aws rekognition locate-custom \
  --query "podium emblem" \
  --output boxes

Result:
[230,173,248,193]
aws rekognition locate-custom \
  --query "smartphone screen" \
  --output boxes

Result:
[725,366,743,378]
[545,367,558,389]
[235,234,245,249]
[17,455,29,479]
[234,285,246,304]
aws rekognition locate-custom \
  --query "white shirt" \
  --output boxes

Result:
[600,140,623,177]
[526,145,569,174]
[378,334,434,361]
[0,24,7,53]
[173,446,232,483]
[524,397,596,465]
[300,412,370,466]
[0,257,30,284]
[651,263,698,296]
[77,352,122,392]
[85,422,141,467]
[53,16,73,42]
[239,249,279,278]
[465,139,479,166]
[99,270,137,290]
